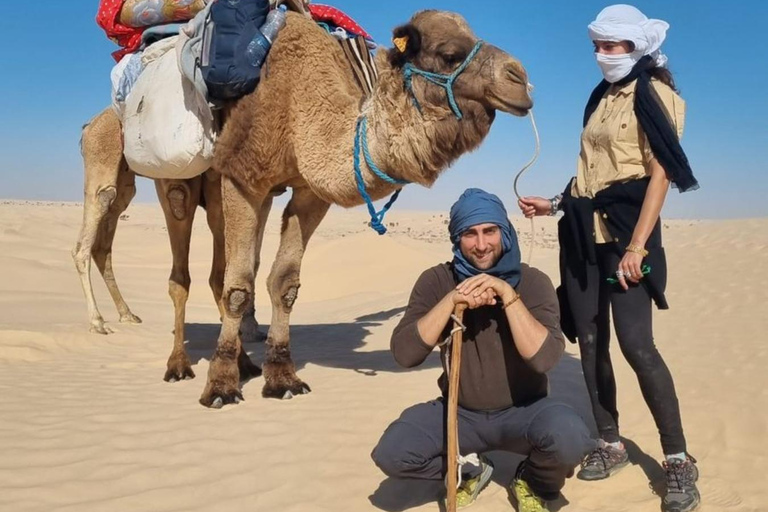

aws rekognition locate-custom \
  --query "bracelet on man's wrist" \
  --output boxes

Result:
[503,294,521,309]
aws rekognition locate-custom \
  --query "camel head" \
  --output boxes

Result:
[388,10,533,120]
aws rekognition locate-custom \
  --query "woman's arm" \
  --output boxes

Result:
[616,158,670,290]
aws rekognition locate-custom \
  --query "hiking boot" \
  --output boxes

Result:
[511,478,550,512]
[662,455,700,512]
[443,456,494,508]
[577,441,629,481]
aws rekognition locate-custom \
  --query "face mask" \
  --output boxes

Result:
[595,53,638,83]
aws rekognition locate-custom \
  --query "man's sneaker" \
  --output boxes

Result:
[511,478,550,512]
[662,455,700,512]
[577,441,630,481]
[443,456,494,508]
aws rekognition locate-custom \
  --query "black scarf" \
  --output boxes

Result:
[583,56,699,193]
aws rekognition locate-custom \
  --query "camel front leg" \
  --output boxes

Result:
[157,177,203,382]
[202,172,271,343]
[199,176,264,408]
[263,186,330,400]
[240,193,273,343]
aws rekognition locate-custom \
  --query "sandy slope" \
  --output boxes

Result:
[0,200,765,512]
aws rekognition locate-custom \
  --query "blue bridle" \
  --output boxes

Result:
[354,41,485,234]
[402,40,484,120]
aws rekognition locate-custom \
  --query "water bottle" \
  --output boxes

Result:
[245,5,288,68]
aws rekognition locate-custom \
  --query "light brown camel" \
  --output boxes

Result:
[73,109,267,382]
[197,10,533,407]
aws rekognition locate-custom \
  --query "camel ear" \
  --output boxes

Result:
[388,23,422,68]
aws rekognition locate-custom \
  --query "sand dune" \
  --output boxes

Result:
[0,200,765,512]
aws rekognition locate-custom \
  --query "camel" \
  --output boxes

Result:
[77,9,532,407]
[73,110,267,382]
[197,9,532,407]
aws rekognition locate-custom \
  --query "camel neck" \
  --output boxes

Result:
[363,53,493,188]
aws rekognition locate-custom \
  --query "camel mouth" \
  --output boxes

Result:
[492,95,533,117]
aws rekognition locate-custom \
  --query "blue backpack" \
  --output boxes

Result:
[200,0,270,101]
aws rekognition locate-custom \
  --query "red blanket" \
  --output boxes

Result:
[97,0,145,61]
[309,4,372,41]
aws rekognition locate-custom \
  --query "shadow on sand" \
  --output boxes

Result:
[183,306,443,374]
[184,309,662,511]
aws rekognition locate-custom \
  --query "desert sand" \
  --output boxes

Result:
[0,199,765,512]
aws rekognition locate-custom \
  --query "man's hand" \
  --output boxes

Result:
[451,287,496,310]
[455,274,515,307]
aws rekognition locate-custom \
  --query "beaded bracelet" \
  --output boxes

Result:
[503,294,521,309]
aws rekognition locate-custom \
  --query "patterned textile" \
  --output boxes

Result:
[337,36,378,97]
[97,0,207,62]
[119,0,208,28]
[97,0,146,61]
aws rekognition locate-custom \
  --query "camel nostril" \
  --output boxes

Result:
[505,64,527,86]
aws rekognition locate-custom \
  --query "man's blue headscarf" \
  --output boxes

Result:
[448,188,521,288]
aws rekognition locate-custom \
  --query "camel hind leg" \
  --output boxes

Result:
[262,186,330,399]
[92,167,142,325]
[73,109,141,334]
[157,177,203,382]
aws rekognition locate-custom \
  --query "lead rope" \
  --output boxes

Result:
[513,85,541,264]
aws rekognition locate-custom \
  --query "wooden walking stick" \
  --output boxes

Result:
[446,303,467,512]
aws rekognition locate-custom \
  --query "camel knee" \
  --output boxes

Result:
[98,186,118,210]
[268,268,301,311]
[282,285,300,309]
[224,288,253,318]
[166,185,190,221]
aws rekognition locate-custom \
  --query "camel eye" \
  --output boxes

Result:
[443,53,462,66]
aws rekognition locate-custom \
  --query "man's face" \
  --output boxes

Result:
[459,223,503,270]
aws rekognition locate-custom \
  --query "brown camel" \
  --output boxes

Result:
[197,10,533,407]
[73,110,267,382]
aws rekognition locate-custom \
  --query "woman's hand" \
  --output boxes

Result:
[616,250,644,291]
[518,196,552,218]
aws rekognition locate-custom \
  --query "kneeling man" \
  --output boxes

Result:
[372,189,595,511]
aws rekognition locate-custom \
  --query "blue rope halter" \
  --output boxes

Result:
[354,116,409,235]
[353,41,485,234]
[402,41,484,120]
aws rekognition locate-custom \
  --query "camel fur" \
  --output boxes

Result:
[73,109,267,382]
[200,10,532,407]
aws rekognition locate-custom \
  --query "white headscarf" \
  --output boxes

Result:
[588,5,669,82]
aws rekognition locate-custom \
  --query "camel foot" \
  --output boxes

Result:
[199,350,243,408]
[119,312,143,324]
[200,384,244,409]
[262,360,311,400]
[240,315,267,343]
[89,319,113,335]
[164,352,196,382]
[237,350,262,381]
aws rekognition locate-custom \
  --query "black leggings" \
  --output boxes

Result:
[563,243,686,455]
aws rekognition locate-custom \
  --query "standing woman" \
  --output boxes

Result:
[519,5,700,512]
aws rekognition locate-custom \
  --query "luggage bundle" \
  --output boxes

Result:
[98,0,286,179]
[95,0,371,180]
